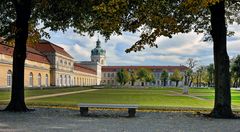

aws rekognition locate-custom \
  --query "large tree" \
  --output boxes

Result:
[89,0,239,118]
[170,70,183,87]
[206,64,215,87]
[137,68,153,86]
[0,0,32,111]
[129,70,138,86]
[116,69,130,85]
[160,70,169,86]
[185,58,198,87]
[1,0,240,118]
[0,0,96,111]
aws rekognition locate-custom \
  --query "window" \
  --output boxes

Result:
[108,73,110,77]
[29,72,33,87]
[65,75,67,86]
[38,73,41,87]
[112,80,114,84]
[59,75,63,86]
[60,59,63,64]
[74,77,76,86]
[69,76,71,86]
[69,62,71,66]
[104,73,106,77]
[7,70,12,87]
[111,73,114,77]
[45,74,48,87]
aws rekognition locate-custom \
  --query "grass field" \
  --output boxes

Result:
[1,87,240,110]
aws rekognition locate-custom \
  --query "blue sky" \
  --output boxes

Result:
[45,25,240,66]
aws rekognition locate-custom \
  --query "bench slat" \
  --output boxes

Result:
[78,103,138,109]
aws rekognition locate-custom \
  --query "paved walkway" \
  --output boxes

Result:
[0,108,239,132]
[1,89,98,101]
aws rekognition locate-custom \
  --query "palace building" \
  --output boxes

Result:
[101,66,188,86]
[0,38,187,88]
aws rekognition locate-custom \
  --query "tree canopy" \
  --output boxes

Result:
[1,0,240,117]
[170,70,183,87]
[160,70,169,86]
[116,69,130,85]
[137,68,154,83]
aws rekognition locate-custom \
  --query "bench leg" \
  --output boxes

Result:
[80,107,88,116]
[128,108,136,117]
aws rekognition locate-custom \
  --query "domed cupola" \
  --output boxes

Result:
[91,39,106,65]
[91,39,106,56]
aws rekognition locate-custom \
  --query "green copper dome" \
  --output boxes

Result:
[91,39,106,56]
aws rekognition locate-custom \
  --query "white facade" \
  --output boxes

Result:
[101,67,187,87]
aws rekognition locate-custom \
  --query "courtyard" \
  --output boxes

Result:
[1,87,240,111]
[1,107,240,132]
[1,87,240,131]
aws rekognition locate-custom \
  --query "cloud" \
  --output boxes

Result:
[72,44,91,60]
[44,26,240,66]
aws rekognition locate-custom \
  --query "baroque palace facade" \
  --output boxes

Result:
[0,38,187,88]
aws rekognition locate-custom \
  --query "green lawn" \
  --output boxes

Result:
[1,87,240,110]
[26,87,214,109]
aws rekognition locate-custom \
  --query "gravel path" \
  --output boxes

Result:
[0,107,239,132]
[1,89,99,102]
[25,89,99,100]
[168,90,208,101]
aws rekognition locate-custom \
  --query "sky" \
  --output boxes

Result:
[45,25,240,66]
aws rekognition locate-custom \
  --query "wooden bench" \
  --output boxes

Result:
[78,103,138,117]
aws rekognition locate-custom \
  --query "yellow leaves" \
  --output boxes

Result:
[182,0,223,13]
[93,0,128,14]
[184,0,222,7]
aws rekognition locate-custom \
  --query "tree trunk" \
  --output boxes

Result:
[209,1,234,118]
[131,81,134,86]
[188,80,192,87]
[4,0,32,112]
[199,75,201,87]
[176,81,179,87]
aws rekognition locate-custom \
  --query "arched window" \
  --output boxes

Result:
[80,78,82,86]
[45,74,48,87]
[59,75,63,86]
[74,77,76,86]
[69,76,71,86]
[7,70,12,87]
[29,72,33,87]
[38,73,41,87]
[65,75,67,86]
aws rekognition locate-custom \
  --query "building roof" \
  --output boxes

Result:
[74,63,97,75]
[0,44,50,64]
[102,66,188,72]
[34,40,73,59]
[0,37,3,43]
